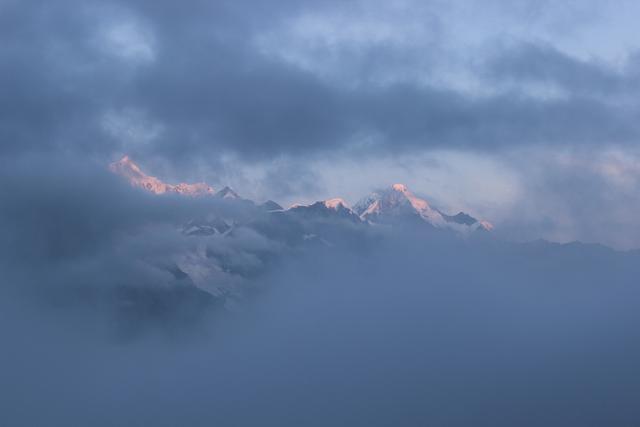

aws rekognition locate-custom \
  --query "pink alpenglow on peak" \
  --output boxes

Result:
[354,183,445,226]
[392,183,408,192]
[478,220,494,231]
[323,198,349,210]
[354,183,494,233]
[109,156,215,196]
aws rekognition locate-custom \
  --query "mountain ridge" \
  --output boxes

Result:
[110,155,493,233]
[109,156,215,196]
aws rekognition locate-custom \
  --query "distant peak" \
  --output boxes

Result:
[354,183,446,226]
[324,198,348,210]
[289,198,351,211]
[440,211,478,226]
[109,155,156,189]
[109,155,215,197]
[260,200,283,212]
[109,155,139,170]
[478,220,494,231]
[216,186,240,199]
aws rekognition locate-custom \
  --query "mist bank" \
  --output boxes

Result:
[2,225,640,425]
[2,154,640,426]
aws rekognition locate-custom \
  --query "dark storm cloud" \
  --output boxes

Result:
[351,82,639,149]
[485,41,640,97]
[3,0,640,168]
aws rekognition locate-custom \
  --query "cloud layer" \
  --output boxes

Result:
[2,214,640,425]
[4,0,640,159]
[3,0,640,246]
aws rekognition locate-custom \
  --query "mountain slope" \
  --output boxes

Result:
[109,156,215,196]
[288,198,361,223]
[215,186,241,199]
[354,184,446,226]
[355,184,492,232]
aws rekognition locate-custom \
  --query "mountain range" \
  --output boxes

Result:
[103,156,640,322]
[110,156,492,233]
[108,156,494,304]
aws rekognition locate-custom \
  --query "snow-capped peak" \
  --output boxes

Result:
[287,198,361,222]
[478,220,494,231]
[109,155,147,182]
[109,155,215,196]
[355,184,445,226]
[108,158,493,236]
[353,184,494,232]
[392,183,408,192]
[323,198,349,210]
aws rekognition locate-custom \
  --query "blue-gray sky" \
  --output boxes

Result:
[2,0,640,248]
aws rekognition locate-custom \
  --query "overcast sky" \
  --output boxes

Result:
[2,0,640,248]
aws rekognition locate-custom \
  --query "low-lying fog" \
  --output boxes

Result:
[2,159,639,426]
